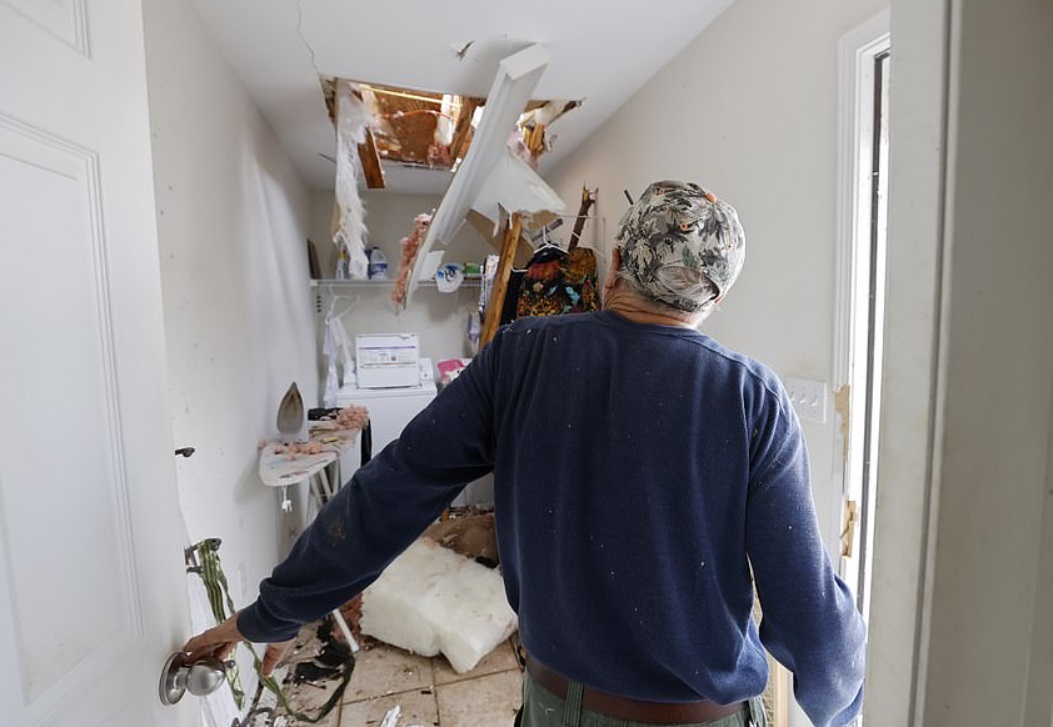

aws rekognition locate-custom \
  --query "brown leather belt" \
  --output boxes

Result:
[525,654,746,725]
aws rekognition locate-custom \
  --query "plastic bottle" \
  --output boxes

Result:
[367,247,389,280]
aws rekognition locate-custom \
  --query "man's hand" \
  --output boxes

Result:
[182,614,294,677]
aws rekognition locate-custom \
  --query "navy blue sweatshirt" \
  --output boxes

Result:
[239,311,866,726]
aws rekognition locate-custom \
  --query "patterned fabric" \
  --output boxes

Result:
[515,246,599,318]
[616,180,745,312]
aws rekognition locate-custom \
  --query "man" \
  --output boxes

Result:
[185,181,866,727]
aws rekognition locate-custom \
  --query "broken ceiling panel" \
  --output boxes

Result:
[406,44,566,301]
[321,76,581,183]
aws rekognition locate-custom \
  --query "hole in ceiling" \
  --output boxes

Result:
[321,77,581,186]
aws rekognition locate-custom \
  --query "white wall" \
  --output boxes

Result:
[142,0,317,694]
[308,189,496,381]
[546,0,886,568]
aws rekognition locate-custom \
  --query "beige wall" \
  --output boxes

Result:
[143,0,317,698]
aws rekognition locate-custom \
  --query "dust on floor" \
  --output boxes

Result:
[241,624,523,727]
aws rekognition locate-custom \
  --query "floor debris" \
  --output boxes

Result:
[360,538,518,674]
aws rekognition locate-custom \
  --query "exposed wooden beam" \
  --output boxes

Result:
[480,214,523,348]
[523,123,547,160]
[449,96,481,164]
[357,128,385,189]
[568,186,597,251]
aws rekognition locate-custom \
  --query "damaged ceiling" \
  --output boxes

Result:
[187,0,738,193]
[322,77,581,189]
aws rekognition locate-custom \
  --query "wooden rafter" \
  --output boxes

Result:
[480,214,523,348]
[449,97,481,164]
[568,186,597,251]
[357,128,385,189]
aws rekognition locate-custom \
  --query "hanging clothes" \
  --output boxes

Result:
[515,245,599,318]
[514,186,600,319]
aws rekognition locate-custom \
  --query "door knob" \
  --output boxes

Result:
[158,652,228,705]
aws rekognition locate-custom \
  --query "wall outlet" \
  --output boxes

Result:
[785,377,828,424]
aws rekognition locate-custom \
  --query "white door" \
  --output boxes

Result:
[0,1,196,725]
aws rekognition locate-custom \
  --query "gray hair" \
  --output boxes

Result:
[614,264,720,321]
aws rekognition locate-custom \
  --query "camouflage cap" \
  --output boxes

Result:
[616,180,745,312]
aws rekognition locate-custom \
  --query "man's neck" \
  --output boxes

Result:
[602,289,699,330]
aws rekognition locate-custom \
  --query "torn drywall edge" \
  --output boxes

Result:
[333,79,370,278]
[471,148,565,238]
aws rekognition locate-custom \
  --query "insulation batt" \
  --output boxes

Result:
[333,79,370,279]
[359,538,517,673]
[391,213,433,308]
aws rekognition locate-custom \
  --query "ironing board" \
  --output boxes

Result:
[258,415,368,502]
[258,418,365,651]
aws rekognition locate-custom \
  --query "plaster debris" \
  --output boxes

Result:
[422,507,498,565]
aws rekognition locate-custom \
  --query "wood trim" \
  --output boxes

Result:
[479,214,522,348]
[568,186,597,251]
[450,97,481,164]
[357,128,385,189]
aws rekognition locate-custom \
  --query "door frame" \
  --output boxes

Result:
[832,8,889,619]
[862,1,951,724]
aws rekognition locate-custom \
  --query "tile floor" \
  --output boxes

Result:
[330,638,523,727]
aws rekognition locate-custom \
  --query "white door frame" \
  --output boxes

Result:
[863,1,951,725]
[832,9,890,622]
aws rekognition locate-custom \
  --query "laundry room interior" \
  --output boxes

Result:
[124,0,1053,725]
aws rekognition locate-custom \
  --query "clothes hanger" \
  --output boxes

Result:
[324,288,361,324]
[332,294,361,322]
[532,225,565,256]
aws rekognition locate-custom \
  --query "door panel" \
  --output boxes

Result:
[0,1,195,725]
[0,118,140,708]
[1,0,89,55]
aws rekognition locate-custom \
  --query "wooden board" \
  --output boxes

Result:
[480,215,523,348]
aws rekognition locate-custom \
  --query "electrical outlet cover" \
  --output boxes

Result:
[784,377,828,424]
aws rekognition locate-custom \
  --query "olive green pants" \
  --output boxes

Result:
[516,672,767,727]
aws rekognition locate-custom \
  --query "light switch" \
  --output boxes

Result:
[784,377,828,424]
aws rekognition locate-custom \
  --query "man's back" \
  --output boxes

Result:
[190,180,865,727]
[483,312,864,722]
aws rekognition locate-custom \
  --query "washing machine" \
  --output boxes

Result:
[335,357,494,506]
[335,358,437,479]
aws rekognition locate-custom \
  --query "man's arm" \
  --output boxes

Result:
[235,337,501,643]
[745,398,866,727]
